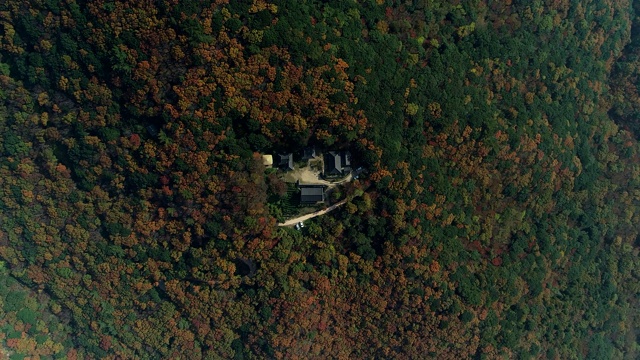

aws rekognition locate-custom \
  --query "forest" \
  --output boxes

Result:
[0,0,639,358]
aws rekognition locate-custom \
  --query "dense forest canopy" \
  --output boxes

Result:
[0,0,639,358]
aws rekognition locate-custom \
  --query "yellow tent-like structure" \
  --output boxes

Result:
[262,155,273,167]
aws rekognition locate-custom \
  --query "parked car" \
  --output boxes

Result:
[299,222,304,228]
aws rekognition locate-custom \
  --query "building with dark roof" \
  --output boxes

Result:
[299,185,325,203]
[277,153,294,171]
[302,147,317,160]
[324,151,351,176]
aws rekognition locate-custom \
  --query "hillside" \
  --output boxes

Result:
[0,0,639,358]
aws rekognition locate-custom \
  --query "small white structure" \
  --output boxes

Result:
[262,154,273,167]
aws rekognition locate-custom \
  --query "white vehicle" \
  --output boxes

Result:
[295,224,300,230]
[299,222,304,228]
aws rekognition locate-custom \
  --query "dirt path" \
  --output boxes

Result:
[284,167,331,185]
[282,165,352,189]
[278,199,348,226]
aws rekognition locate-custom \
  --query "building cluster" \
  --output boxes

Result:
[262,148,353,204]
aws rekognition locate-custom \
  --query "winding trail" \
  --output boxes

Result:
[277,199,348,226]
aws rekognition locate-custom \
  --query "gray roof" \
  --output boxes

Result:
[278,153,294,170]
[302,147,316,160]
[300,186,324,203]
[324,151,351,175]
[343,151,351,167]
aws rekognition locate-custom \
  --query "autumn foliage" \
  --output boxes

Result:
[0,0,638,359]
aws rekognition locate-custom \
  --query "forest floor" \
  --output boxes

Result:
[277,199,347,226]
